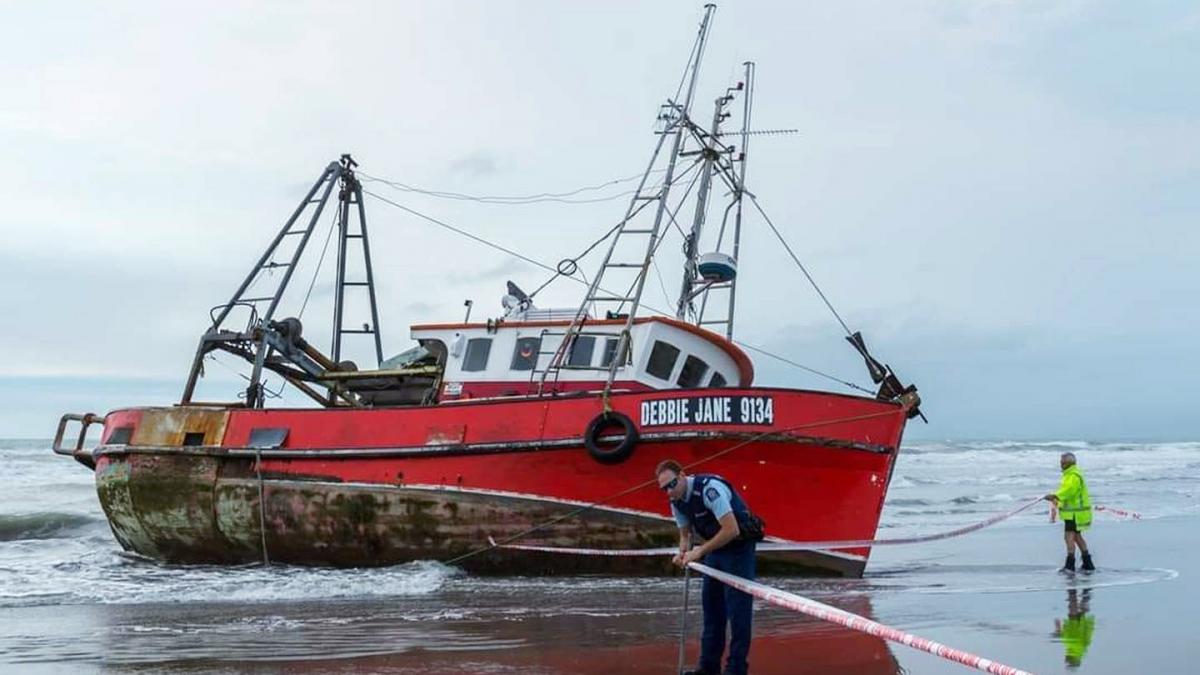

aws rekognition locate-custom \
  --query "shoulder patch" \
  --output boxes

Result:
[705,486,720,501]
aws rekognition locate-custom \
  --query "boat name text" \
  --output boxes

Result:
[639,395,774,427]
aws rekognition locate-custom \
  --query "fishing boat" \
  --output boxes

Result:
[53,6,921,577]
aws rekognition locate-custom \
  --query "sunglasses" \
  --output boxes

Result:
[660,476,680,492]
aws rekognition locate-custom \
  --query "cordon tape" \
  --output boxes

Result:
[690,562,1034,675]
[494,498,1142,674]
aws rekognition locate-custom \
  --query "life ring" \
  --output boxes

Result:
[584,412,638,465]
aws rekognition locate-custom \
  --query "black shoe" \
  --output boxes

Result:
[1060,554,1076,573]
[1081,553,1095,572]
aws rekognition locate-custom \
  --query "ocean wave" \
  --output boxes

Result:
[0,512,100,541]
[885,498,932,507]
[950,493,1017,505]
[0,557,459,607]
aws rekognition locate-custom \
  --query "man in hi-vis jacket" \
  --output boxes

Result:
[657,459,761,675]
[1045,452,1095,572]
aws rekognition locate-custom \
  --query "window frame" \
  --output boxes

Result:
[676,355,709,388]
[510,336,543,371]
[462,338,493,372]
[567,335,597,368]
[645,340,681,381]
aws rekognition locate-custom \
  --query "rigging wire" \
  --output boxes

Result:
[490,158,704,301]
[443,407,905,567]
[358,169,665,205]
[734,341,874,394]
[362,189,560,276]
[361,180,870,394]
[747,194,854,338]
[298,203,341,319]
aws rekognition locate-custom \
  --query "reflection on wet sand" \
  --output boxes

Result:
[96,593,899,675]
[1054,588,1095,669]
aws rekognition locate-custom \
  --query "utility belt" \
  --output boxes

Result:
[734,510,766,542]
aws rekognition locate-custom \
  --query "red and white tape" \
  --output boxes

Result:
[1095,504,1142,520]
[690,562,1035,675]
[498,496,1045,557]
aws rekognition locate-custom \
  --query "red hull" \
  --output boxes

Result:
[92,387,908,575]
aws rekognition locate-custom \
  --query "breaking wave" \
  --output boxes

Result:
[0,512,99,541]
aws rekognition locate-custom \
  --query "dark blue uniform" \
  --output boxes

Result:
[672,474,756,675]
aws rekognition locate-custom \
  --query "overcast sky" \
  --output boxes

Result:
[1,1,1196,440]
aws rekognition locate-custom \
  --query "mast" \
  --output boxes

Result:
[538,4,717,398]
[181,155,384,408]
[676,87,736,320]
[723,60,754,339]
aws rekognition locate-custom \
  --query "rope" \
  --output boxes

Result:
[363,178,874,397]
[298,203,341,318]
[497,497,1044,557]
[358,168,662,204]
[689,563,1035,675]
[255,448,271,566]
[441,407,905,566]
[735,340,875,394]
[747,194,853,337]
[362,189,560,275]
[525,159,702,300]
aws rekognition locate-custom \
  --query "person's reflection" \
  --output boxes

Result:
[1053,588,1095,668]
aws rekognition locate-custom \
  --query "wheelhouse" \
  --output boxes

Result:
[407,314,753,402]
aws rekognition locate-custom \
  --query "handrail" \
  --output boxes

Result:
[52,413,105,457]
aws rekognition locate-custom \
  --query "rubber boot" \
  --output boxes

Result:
[1060,554,1076,572]
[1081,552,1095,572]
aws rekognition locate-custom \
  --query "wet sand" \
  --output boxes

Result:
[3,439,1195,674]
[3,515,1191,674]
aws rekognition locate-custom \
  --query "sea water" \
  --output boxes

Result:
[1,439,1196,673]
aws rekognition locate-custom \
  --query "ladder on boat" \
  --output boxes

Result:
[535,5,717,401]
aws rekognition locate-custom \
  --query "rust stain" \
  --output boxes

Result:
[93,448,852,575]
[130,407,230,447]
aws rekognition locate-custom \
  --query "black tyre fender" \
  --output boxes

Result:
[584,412,638,465]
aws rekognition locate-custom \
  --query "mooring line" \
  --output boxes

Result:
[255,448,271,566]
[442,406,907,566]
[497,496,1045,557]
[689,563,1036,675]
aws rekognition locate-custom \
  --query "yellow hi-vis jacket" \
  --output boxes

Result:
[1055,464,1093,530]
[1061,614,1096,666]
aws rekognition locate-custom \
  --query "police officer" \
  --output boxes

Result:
[656,459,759,675]
[1044,452,1095,572]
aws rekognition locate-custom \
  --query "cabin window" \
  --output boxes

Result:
[567,335,596,367]
[676,355,709,388]
[182,432,206,447]
[601,337,628,368]
[646,340,680,381]
[463,338,492,371]
[511,337,542,370]
[106,426,134,445]
[709,371,727,388]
